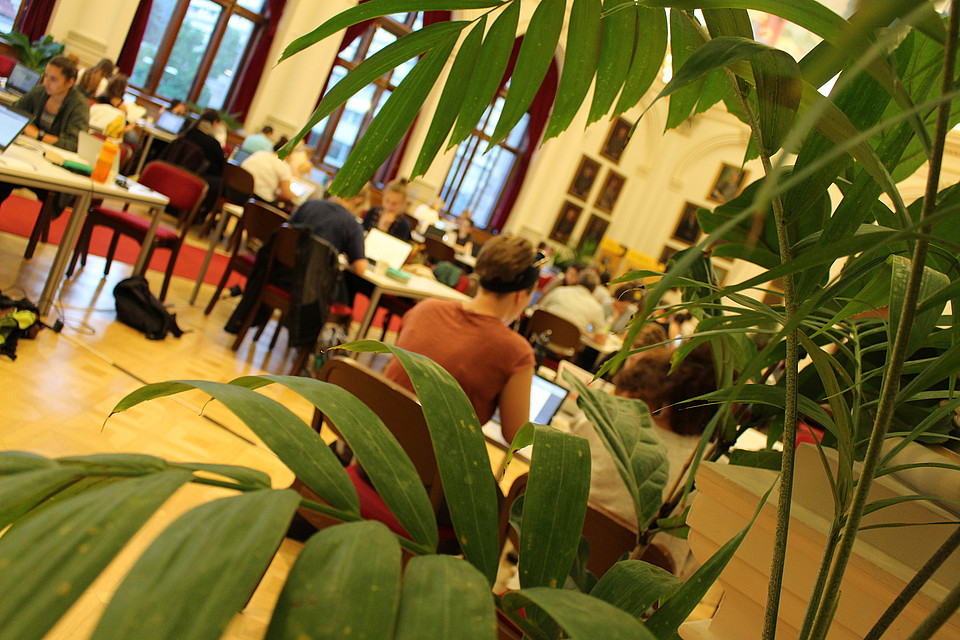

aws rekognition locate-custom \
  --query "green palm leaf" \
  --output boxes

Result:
[589,0,637,125]
[545,0,602,139]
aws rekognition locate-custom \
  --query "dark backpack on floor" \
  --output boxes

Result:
[114,277,183,340]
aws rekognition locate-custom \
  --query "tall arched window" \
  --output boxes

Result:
[440,39,557,232]
[125,0,270,110]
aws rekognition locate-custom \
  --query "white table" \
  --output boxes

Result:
[0,139,169,315]
[352,266,471,340]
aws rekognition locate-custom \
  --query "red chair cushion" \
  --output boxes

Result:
[93,206,178,240]
[330,302,353,316]
[264,284,291,300]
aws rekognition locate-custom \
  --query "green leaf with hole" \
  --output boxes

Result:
[518,425,590,591]
[111,380,359,514]
[0,471,192,640]
[281,21,468,159]
[333,35,457,195]
[590,559,683,619]
[545,0,602,139]
[413,16,486,177]
[343,340,500,585]
[450,1,521,147]
[589,0,636,124]
[91,489,300,640]
[278,0,504,63]
[394,555,497,639]
[232,374,438,551]
[501,588,652,638]
[265,520,401,640]
[489,0,564,147]
[614,6,668,116]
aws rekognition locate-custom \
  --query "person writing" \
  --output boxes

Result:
[15,55,89,152]
[362,178,412,242]
[383,234,538,441]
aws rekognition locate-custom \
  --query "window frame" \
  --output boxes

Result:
[131,0,267,109]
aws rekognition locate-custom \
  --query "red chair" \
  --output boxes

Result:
[0,55,16,78]
[67,161,208,301]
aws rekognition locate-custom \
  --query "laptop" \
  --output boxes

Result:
[289,176,317,206]
[5,63,41,96]
[424,225,445,239]
[155,110,187,134]
[0,103,32,151]
[364,227,413,270]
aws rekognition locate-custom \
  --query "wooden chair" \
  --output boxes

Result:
[205,199,286,316]
[67,161,208,301]
[200,161,254,237]
[524,308,582,360]
[423,235,456,264]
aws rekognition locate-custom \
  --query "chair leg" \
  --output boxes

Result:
[290,346,311,376]
[205,265,234,315]
[269,314,285,350]
[380,310,393,342]
[67,218,94,277]
[24,194,58,259]
[159,245,179,302]
[104,232,121,275]
[231,303,259,351]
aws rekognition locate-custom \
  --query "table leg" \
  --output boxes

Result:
[38,192,91,317]
[189,204,232,304]
[354,286,382,341]
[132,205,161,275]
[133,131,155,177]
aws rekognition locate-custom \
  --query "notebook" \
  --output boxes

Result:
[155,110,187,134]
[0,103,32,151]
[6,63,41,96]
[364,227,413,271]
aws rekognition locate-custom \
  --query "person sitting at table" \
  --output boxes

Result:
[77,58,114,99]
[539,268,608,346]
[539,259,585,299]
[383,234,538,442]
[239,125,275,155]
[240,149,296,206]
[180,108,226,222]
[287,186,369,275]
[567,342,717,576]
[453,209,474,255]
[362,178,412,242]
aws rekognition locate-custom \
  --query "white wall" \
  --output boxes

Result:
[47,0,139,67]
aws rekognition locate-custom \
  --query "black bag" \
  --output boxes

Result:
[114,277,183,340]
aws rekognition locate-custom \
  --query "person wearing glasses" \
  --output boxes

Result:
[383,234,540,442]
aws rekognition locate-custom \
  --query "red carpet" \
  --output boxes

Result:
[0,195,399,331]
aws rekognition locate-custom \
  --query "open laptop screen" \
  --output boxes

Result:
[364,228,413,271]
[0,104,31,151]
[7,63,40,95]
[155,110,186,134]
[529,375,569,425]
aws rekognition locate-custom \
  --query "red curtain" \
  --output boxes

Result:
[117,0,153,76]
[229,0,286,119]
[488,40,559,232]
[17,0,57,41]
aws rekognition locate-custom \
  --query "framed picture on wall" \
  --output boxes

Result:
[600,117,631,163]
[567,155,601,201]
[659,245,678,265]
[707,163,749,203]
[577,214,610,254]
[713,263,729,285]
[595,170,626,213]
[549,200,583,244]
[672,202,702,244]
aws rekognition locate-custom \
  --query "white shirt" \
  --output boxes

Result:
[412,203,440,232]
[540,285,607,334]
[241,150,292,202]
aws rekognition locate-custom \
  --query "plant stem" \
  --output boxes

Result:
[796,521,842,640]
[865,525,960,640]
[808,4,960,639]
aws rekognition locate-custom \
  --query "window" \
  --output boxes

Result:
[129,0,267,110]
[307,12,424,179]
[440,91,529,230]
[0,1,26,34]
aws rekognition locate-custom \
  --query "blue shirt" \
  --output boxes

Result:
[288,199,365,265]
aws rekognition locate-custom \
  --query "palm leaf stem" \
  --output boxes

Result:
[296,498,435,556]
[807,3,960,639]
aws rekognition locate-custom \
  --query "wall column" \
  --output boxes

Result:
[47,0,139,67]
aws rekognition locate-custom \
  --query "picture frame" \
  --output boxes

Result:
[707,163,749,203]
[712,263,729,285]
[549,200,583,244]
[672,202,702,244]
[567,155,601,201]
[595,170,625,213]
[659,245,677,265]
[577,214,610,255]
[599,117,631,163]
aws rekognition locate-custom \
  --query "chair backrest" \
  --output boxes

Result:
[269,224,302,271]
[158,136,208,175]
[424,235,456,264]
[315,356,439,490]
[0,55,16,78]
[236,199,286,251]
[222,162,255,204]
[526,308,582,352]
[139,160,208,229]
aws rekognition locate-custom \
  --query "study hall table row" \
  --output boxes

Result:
[0,137,170,316]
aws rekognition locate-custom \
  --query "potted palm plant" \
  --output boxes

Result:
[2,1,960,638]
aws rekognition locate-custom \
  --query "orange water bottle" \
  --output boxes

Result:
[90,139,119,183]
